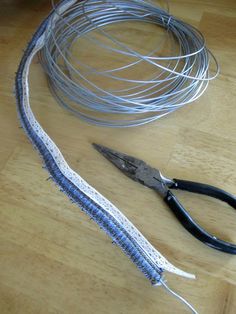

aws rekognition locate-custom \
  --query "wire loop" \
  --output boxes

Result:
[39,0,219,127]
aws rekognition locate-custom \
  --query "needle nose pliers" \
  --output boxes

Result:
[93,143,236,254]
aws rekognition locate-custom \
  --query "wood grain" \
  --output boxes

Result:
[1,1,236,313]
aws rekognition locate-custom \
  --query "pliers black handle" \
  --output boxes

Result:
[166,179,236,254]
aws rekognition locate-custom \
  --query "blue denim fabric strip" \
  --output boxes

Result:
[15,2,163,285]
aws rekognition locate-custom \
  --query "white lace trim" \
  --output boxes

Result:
[20,0,195,280]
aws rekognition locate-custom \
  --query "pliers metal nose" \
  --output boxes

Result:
[93,143,236,254]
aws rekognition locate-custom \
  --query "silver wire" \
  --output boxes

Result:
[39,0,219,127]
[159,279,198,314]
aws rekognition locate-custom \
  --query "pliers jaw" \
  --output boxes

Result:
[93,143,173,197]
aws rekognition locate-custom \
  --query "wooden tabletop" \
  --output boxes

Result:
[1,1,236,313]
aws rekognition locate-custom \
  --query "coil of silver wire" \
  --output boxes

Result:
[39,0,219,127]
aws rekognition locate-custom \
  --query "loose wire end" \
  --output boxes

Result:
[156,278,199,314]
